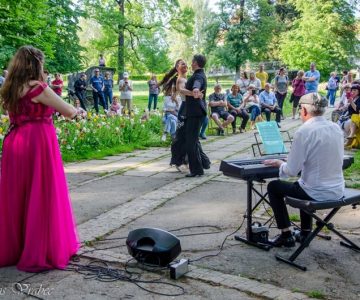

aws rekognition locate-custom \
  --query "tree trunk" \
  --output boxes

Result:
[118,0,125,81]
[239,0,245,22]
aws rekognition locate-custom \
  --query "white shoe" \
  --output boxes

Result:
[161,134,167,142]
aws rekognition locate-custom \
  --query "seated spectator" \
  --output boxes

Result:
[343,84,360,146]
[345,113,360,149]
[259,83,282,128]
[107,97,122,117]
[74,98,87,119]
[332,83,351,122]
[209,84,234,136]
[227,84,249,133]
[161,91,180,141]
[242,84,262,130]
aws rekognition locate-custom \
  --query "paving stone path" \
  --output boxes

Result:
[1,112,359,300]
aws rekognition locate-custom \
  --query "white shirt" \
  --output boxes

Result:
[279,116,345,201]
[119,79,133,100]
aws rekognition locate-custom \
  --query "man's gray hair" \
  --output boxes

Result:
[302,103,326,116]
[214,84,222,89]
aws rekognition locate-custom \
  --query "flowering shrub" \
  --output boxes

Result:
[0,112,165,162]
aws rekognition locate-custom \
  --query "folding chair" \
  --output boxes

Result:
[276,188,360,271]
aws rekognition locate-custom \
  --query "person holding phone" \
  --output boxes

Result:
[242,84,261,129]
[119,72,133,115]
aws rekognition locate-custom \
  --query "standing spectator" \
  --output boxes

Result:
[340,70,353,96]
[327,72,338,108]
[199,115,209,139]
[209,84,234,136]
[290,70,306,119]
[0,70,8,88]
[147,75,159,111]
[90,68,107,114]
[256,64,269,92]
[304,62,320,93]
[227,84,249,133]
[259,83,282,127]
[236,71,249,95]
[119,72,133,115]
[242,84,262,130]
[74,73,87,111]
[99,54,106,67]
[51,73,63,97]
[274,67,288,118]
[248,71,261,93]
[103,72,114,108]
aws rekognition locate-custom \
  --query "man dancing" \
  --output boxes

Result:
[185,54,208,177]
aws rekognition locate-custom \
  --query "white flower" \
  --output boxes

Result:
[0,134,4,140]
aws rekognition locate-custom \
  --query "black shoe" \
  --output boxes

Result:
[293,229,311,244]
[269,233,295,248]
[277,122,281,128]
[185,173,204,178]
[199,134,207,140]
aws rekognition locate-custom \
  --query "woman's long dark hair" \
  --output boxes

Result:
[158,59,183,95]
[1,45,44,113]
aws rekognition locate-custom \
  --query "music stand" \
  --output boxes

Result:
[251,121,292,157]
[235,121,290,251]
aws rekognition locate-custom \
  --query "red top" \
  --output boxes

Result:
[51,79,63,96]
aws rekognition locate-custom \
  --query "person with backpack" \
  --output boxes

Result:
[327,72,338,108]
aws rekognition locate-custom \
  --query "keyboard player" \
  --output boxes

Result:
[263,93,345,247]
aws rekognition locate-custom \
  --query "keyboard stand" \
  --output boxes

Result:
[234,178,273,251]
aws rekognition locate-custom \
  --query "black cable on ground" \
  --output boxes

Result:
[189,214,247,263]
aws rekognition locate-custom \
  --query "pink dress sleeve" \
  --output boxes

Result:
[26,82,48,99]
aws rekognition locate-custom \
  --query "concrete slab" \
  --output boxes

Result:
[71,175,172,225]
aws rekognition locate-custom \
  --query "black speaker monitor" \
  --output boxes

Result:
[126,228,181,266]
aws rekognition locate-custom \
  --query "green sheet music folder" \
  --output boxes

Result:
[255,121,287,154]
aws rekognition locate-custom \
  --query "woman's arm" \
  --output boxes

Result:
[33,86,76,119]
[176,78,192,97]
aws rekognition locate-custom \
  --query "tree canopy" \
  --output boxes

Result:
[0,0,84,73]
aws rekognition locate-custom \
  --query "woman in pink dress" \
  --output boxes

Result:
[0,46,80,272]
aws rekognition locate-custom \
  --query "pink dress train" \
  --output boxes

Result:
[0,82,79,272]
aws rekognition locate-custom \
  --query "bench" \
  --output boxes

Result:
[275,188,360,271]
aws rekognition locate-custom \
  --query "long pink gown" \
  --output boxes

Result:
[0,82,79,272]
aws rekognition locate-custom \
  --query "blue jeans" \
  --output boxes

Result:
[148,94,158,110]
[328,89,336,106]
[248,105,261,121]
[93,90,107,113]
[200,116,208,137]
[163,113,178,136]
[104,89,113,107]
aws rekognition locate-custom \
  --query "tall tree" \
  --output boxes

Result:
[85,0,193,77]
[205,0,281,73]
[279,0,360,75]
[168,0,211,63]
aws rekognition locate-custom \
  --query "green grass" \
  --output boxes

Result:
[344,150,360,188]
[289,214,300,222]
[306,290,326,299]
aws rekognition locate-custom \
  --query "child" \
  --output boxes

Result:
[74,98,87,119]
[107,97,122,116]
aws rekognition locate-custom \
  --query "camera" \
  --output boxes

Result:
[250,222,269,244]
[251,89,256,95]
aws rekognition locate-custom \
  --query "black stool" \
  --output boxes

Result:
[275,188,360,271]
